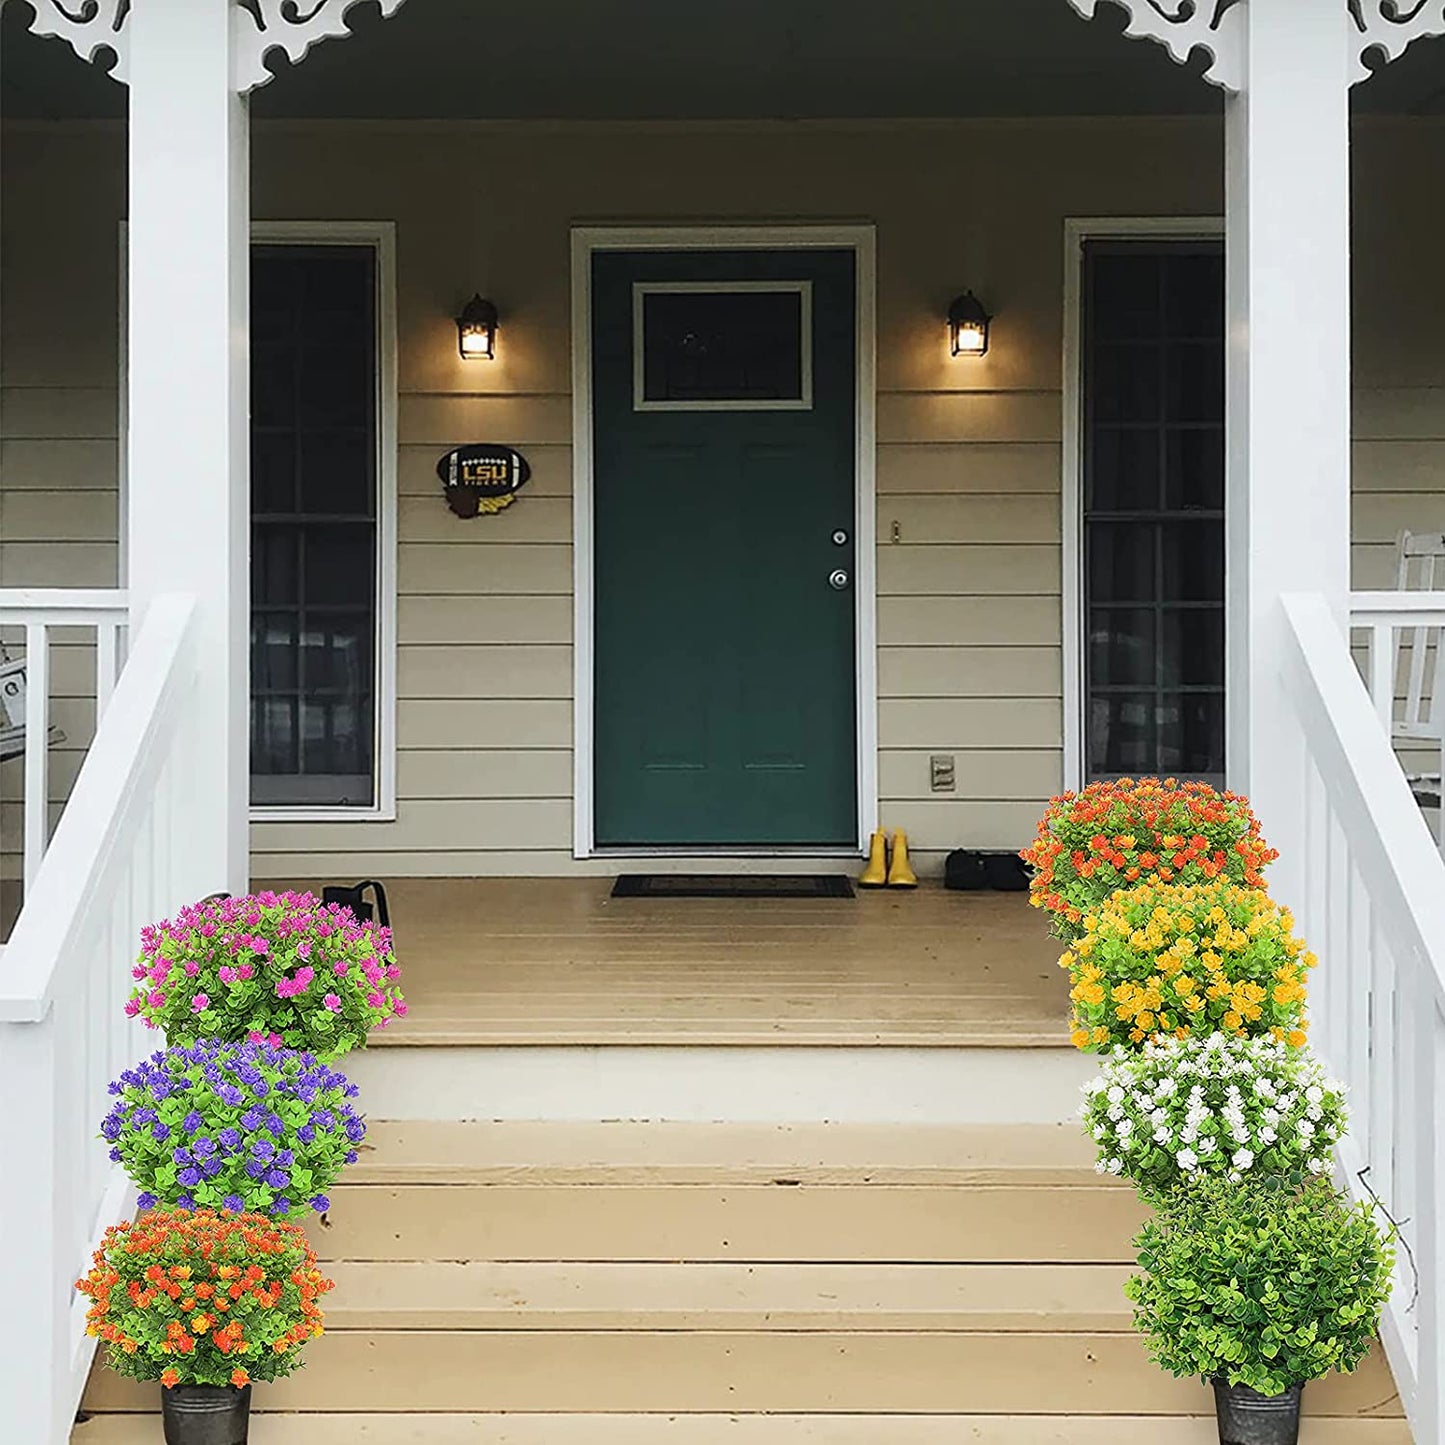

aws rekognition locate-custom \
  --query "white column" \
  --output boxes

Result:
[1225,0,1352,906]
[127,0,249,894]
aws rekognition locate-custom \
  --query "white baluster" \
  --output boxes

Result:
[95,620,121,720]
[1371,621,1393,728]
[22,624,50,893]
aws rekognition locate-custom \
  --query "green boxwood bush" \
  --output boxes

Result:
[1127,1176,1394,1396]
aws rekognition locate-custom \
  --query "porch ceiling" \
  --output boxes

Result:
[6,0,1444,122]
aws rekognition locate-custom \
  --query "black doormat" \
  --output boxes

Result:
[611,874,855,900]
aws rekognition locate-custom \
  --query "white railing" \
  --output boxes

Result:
[1283,591,1445,1444]
[0,590,131,897]
[1352,587,1445,729]
[0,593,210,1445]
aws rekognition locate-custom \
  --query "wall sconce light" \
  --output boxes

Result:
[948,291,992,357]
[457,294,498,360]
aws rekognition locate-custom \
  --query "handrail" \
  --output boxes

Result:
[0,589,129,621]
[1288,594,1445,975]
[1352,589,1445,616]
[1282,591,1445,1442]
[0,592,207,1445]
[0,595,195,1019]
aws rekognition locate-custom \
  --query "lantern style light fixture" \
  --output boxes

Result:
[948,291,992,357]
[456,294,498,360]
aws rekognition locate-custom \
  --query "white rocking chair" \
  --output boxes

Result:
[0,650,66,763]
[1390,530,1445,843]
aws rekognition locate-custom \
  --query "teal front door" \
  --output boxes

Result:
[592,248,859,847]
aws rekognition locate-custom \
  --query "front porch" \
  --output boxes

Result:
[272,878,1068,1047]
[3,1,1445,1442]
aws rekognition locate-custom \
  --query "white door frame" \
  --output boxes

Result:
[1061,215,1226,791]
[570,224,879,859]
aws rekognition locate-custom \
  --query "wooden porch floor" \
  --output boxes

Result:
[266,878,1071,1048]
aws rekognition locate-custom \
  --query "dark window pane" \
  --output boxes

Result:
[1088,426,1161,511]
[1090,608,1156,686]
[252,431,296,514]
[1160,521,1225,602]
[1088,253,1161,341]
[1090,522,1158,604]
[1089,693,1157,776]
[299,431,371,515]
[252,345,296,428]
[1164,427,1224,511]
[252,525,299,605]
[251,613,298,691]
[1164,252,1224,339]
[1091,343,1161,424]
[303,526,375,606]
[1166,341,1224,423]
[1162,610,1225,686]
[1160,692,1225,777]
[641,288,804,404]
[251,696,298,774]
[299,340,372,429]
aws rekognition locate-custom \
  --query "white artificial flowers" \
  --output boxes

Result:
[1079,1033,1348,1200]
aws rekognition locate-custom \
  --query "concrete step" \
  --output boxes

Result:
[71,1412,1417,1444]
[81,1330,1402,1415]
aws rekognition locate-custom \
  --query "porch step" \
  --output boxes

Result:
[317,1120,1146,1264]
[71,1415,1416,1444]
[314,1260,1136,1331]
[80,1325,1403,1415]
[75,1121,1407,1430]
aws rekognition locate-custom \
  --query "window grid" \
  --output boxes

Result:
[250,245,379,808]
[1082,240,1226,786]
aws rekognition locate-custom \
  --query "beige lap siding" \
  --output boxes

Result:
[2,118,1444,878]
[0,126,123,882]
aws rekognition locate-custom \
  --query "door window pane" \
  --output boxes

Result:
[1082,239,1225,785]
[249,245,379,809]
[635,284,810,409]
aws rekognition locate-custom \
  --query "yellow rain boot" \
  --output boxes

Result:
[858,830,889,888]
[886,829,919,889]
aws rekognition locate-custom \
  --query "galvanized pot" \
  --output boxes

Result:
[160,1383,251,1445]
[1211,1378,1303,1445]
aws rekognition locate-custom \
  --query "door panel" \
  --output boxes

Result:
[592,248,858,847]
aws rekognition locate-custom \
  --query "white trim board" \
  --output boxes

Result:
[248,220,400,825]
[1060,215,1226,791]
[570,224,879,860]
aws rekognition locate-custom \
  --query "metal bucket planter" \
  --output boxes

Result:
[1211,1378,1303,1445]
[160,1384,251,1445]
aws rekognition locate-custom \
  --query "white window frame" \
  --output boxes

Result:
[631,280,815,412]
[247,220,399,824]
[1061,215,1226,791]
[570,224,878,859]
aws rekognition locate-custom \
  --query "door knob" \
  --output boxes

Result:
[829,569,850,590]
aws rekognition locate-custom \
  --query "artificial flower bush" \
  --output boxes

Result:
[1127,1175,1393,1397]
[126,890,406,1057]
[1061,880,1315,1052]
[76,1207,334,1388]
[1082,1033,1347,1202]
[101,1040,365,1220]
[1022,778,1277,941]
